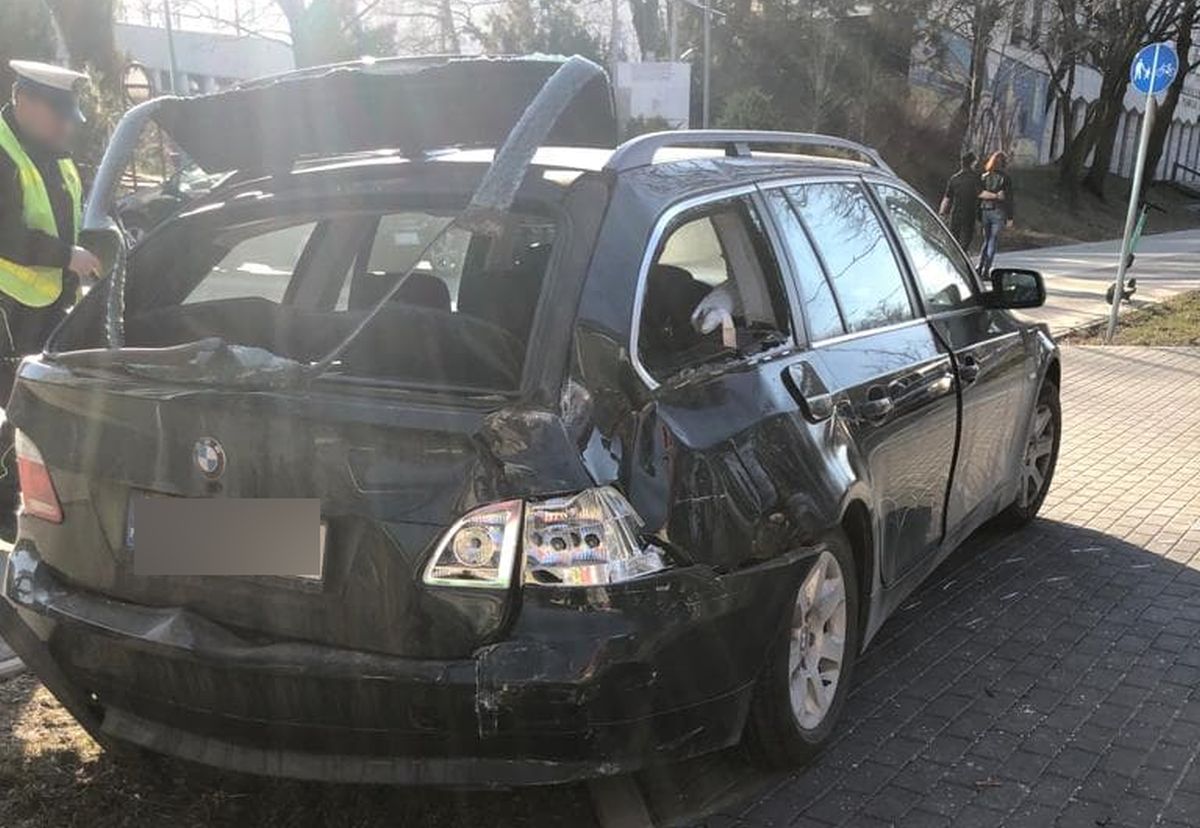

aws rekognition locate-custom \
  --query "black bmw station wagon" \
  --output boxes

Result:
[0,56,1060,785]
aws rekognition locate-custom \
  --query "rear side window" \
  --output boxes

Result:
[763,189,844,341]
[637,195,790,382]
[787,182,914,333]
[874,184,977,312]
[184,221,317,304]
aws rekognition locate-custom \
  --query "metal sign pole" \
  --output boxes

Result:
[163,0,181,95]
[702,0,711,129]
[1107,44,1164,343]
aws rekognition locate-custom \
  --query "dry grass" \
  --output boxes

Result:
[1067,290,1200,346]
[972,167,1200,253]
[0,675,596,828]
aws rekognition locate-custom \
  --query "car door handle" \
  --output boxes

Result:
[858,388,894,421]
[785,362,834,422]
[958,356,981,384]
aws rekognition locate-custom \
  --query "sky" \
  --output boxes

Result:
[120,1,290,39]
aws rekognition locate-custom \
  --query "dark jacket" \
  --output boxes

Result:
[980,169,1015,221]
[0,105,74,270]
[942,167,982,228]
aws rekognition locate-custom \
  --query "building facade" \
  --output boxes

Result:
[913,2,1200,182]
[114,23,294,97]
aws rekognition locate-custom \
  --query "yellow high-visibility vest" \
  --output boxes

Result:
[0,114,81,307]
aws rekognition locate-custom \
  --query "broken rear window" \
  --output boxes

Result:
[56,203,559,393]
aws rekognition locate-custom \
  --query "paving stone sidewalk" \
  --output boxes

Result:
[720,346,1200,828]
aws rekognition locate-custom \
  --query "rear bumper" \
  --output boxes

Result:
[0,542,806,785]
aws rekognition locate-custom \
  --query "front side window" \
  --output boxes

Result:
[638,195,790,382]
[787,182,914,333]
[874,184,977,312]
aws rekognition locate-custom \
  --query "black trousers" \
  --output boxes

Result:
[0,295,70,404]
[949,214,976,251]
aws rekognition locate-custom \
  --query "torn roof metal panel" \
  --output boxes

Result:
[150,56,618,175]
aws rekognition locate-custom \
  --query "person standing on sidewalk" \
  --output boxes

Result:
[0,60,99,541]
[977,150,1014,277]
[939,151,981,250]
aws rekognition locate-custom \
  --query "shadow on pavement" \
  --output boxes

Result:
[2,516,1196,827]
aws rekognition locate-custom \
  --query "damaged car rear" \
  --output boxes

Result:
[0,56,808,785]
[0,55,1061,785]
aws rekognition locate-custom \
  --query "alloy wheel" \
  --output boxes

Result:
[788,549,848,730]
[1019,402,1055,508]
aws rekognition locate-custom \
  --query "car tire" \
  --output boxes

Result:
[745,528,861,769]
[999,380,1061,527]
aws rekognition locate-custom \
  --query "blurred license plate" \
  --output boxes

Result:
[127,495,325,579]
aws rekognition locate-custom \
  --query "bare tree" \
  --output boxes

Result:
[169,1,392,66]
[925,0,1007,151]
[1034,0,1181,198]
[45,0,121,81]
[626,0,661,58]
[1143,0,1200,191]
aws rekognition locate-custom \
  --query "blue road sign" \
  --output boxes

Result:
[1131,42,1179,95]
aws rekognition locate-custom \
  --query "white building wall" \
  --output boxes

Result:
[965,4,1200,181]
[114,23,294,96]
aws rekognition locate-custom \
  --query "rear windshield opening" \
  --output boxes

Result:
[56,202,559,393]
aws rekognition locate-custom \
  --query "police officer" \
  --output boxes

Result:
[0,60,99,378]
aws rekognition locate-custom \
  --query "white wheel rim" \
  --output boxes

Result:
[787,549,847,730]
[1018,402,1055,508]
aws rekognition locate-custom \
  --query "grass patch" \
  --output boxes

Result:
[0,675,597,827]
[1002,169,1200,251]
[918,165,1200,253]
[1068,290,1200,346]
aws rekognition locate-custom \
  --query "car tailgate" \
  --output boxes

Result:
[7,358,590,658]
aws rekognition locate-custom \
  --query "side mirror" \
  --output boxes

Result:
[984,268,1045,309]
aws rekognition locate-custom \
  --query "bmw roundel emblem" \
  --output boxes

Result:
[193,437,226,479]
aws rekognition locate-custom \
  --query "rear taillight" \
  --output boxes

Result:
[422,499,523,588]
[422,487,669,589]
[15,430,62,523]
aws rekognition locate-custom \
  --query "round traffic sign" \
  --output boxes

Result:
[1131,42,1178,95]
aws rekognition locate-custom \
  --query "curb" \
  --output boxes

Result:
[1052,317,1109,342]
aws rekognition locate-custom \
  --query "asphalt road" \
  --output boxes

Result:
[1003,229,1200,335]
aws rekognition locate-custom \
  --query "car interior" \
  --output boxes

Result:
[638,197,790,381]
[105,209,558,391]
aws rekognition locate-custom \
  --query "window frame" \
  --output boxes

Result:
[759,185,848,343]
[866,179,984,318]
[757,175,925,346]
[629,185,799,391]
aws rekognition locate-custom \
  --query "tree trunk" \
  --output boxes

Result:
[1082,99,1123,198]
[1059,106,1098,192]
[43,0,119,84]
[1142,0,1195,193]
[439,0,460,53]
[955,2,1001,152]
[627,0,661,59]
[275,0,350,68]
[1081,51,1138,199]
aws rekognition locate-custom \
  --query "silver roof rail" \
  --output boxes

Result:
[605,129,894,175]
